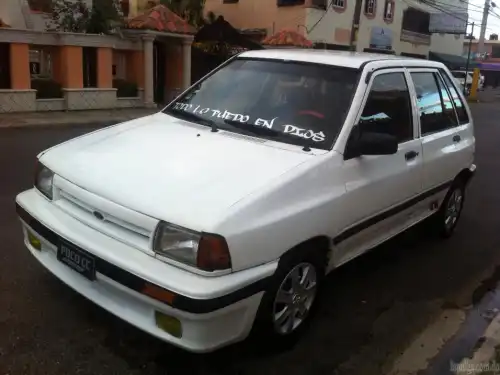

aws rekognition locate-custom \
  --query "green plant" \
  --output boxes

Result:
[113,79,138,98]
[31,78,63,99]
[46,0,123,34]
[159,0,206,27]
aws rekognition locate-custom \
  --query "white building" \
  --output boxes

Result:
[205,0,468,58]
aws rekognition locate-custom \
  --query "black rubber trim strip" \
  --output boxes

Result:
[15,203,271,314]
[333,180,454,245]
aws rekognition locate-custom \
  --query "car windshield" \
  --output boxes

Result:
[162,58,359,150]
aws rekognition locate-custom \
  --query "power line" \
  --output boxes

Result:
[307,1,334,33]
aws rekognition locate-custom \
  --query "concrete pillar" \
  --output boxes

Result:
[10,43,31,89]
[57,46,83,88]
[97,47,113,88]
[182,38,192,90]
[142,34,155,107]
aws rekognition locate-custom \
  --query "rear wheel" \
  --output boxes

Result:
[430,182,465,238]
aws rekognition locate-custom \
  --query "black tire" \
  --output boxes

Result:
[430,182,466,238]
[250,246,327,349]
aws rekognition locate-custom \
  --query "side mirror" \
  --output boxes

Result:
[358,131,398,155]
[345,126,398,159]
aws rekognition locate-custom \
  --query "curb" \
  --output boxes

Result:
[452,312,500,374]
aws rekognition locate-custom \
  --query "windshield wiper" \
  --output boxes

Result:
[223,119,311,151]
[167,107,218,132]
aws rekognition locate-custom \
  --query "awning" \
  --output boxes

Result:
[476,62,500,71]
[429,51,478,70]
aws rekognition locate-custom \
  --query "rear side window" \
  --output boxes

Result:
[359,72,413,143]
[440,70,470,124]
[411,72,458,135]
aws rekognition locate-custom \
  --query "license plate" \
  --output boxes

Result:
[57,242,96,281]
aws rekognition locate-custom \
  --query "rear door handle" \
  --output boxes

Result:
[405,150,419,161]
[453,135,461,143]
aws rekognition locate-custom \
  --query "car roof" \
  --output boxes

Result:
[239,49,445,70]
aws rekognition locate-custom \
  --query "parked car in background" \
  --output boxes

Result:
[451,70,484,93]
[16,51,476,353]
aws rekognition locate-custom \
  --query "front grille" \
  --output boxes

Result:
[53,177,158,254]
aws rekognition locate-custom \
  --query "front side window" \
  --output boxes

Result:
[358,72,413,143]
[411,72,459,135]
[440,70,469,124]
[163,58,359,150]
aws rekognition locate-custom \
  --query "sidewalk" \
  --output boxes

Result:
[0,108,159,129]
[476,88,500,103]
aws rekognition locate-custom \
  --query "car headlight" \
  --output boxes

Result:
[153,221,231,272]
[34,161,54,200]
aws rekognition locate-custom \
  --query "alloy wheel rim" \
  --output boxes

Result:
[445,188,463,231]
[272,262,317,335]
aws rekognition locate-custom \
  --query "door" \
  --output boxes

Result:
[439,70,475,174]
[408,69,465,192]
[0,43,10,89]
[335,70,423,265]
[153,41,166,104]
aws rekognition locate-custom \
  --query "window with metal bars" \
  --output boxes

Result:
[364,0,376,16]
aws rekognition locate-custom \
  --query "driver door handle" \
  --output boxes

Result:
[405,150,419,161]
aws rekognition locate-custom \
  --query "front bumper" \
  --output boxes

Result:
[16,189,277,353]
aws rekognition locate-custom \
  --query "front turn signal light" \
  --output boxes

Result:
[196,234,232,272]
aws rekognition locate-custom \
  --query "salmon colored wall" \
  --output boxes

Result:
[10,43,30,90]
[204,0,307,35]
[97,47,113,88]
[165,43,183,93]
[126,50,144,88]
[56,45,83,88]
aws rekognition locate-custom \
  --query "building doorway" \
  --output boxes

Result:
[0,43,11,89]
[153,41,166,104]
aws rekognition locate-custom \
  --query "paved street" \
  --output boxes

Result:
[1,104,500,375]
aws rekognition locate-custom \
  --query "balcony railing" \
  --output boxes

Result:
[400,29,431,45]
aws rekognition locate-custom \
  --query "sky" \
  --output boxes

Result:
[467,0,500,37]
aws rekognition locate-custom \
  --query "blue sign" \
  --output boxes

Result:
[370,27,393,50]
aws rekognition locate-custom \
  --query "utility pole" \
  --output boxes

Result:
[478,0,491,54]
[464,22,475,95]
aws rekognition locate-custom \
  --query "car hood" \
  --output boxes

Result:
[40,113,314,231]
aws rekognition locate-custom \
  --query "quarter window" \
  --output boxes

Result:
[411,72,458,135]
[440,70,470,124]
[358,72,413,143]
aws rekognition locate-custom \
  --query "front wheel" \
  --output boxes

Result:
[251,249,325,347]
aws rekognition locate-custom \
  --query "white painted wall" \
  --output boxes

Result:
[306,6,355,46]
[0,0,94,31]
[0,0,28,29]
[304,0,466,57]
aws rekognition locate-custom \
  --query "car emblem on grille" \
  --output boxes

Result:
[93,211,104,221]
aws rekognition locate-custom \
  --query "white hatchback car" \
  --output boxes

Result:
[16,50,475,353]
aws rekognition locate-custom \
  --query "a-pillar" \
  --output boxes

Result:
[142,34,156,107]
[182,38,192,90]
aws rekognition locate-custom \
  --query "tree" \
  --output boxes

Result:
[489,33,499,40]
[46,0,123,34]
[86,0,124,34]
[159,0,207,27]
[46,0,90,33]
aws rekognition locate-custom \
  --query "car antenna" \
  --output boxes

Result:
[211,123,218,132]
[302,145,311,152]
